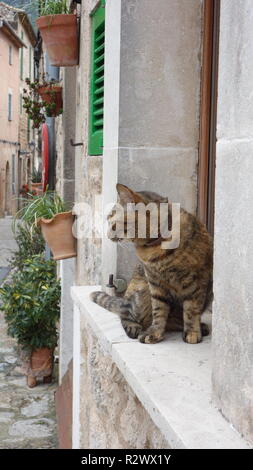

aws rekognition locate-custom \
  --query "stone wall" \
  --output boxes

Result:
[74,0,103,286]
[102,0,203,285]
[55,65,77,380]
[78,319,169,449]
[212,0,253,444]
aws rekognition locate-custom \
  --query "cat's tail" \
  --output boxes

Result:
[90,291,133,316]
[90,291,142,339]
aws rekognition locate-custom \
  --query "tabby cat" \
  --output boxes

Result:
[91,184,213,344]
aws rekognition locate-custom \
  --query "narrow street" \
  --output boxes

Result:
[0,217,58,449]
[0,217,16,282]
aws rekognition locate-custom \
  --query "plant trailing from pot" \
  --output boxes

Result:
[0,255,61,387]
[15,190,77,261]
[36,0,79,67]
[23,77,63,128]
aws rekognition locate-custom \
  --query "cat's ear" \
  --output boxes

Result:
[116,184,144,205]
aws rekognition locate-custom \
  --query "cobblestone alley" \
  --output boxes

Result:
[0,218,58,449]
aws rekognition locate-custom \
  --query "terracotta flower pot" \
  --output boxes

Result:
[31,182,43,196]
[38,86,63,117]
[38,211,77,261]
[27,347,54,388]
[36,14,79,66]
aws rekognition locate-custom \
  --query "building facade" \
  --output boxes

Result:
[0,17,22,216]
[0,2,36,216]
[54,0,253,448]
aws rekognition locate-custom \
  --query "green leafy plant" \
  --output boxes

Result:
[23,77,63,128]
[32,168,42,183]
[0,255,61,352]
[9,224,45,271]
[14,190,69,234]
[40,0,70,16]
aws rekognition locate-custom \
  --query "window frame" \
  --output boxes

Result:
[9,45,12,65]
[8,92,12,121]
[20,31,24,80]
[12,154,16,195]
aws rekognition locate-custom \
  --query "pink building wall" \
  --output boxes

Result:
[0,28,20,215]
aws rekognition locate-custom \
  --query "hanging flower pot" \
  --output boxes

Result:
[38,211,77,261]
[27,348,54,388]
[38,85,63,117]
[36,14,79,67]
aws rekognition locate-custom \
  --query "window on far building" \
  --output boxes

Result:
[20,92,23,114]
[9,45,12,65]
[27,117,30,142]
[12,154,16,195]
[29,46,32,79]
[20,31,24,80]
[8,93,12,121]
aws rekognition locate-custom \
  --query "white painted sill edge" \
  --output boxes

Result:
[71,286,251,450]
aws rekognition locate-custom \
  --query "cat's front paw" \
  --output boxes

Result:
[138,327,165,344]
[123,322,142,339]
[183,330,202,344]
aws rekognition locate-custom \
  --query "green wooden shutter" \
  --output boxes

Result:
[89,1,105,156]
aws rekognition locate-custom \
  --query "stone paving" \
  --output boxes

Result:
[0,217,17,268]
[0,217,58,449]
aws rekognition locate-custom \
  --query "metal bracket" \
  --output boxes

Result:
[70,139,83,147]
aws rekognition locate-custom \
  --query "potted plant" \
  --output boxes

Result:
[37,83,63,117]
[36,0,79,67]
[0,255,61,388]
[15,190,77,261]
[31,168,43,195]
[23,77,63,128]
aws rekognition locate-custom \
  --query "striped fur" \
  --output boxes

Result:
[91,184,213,344]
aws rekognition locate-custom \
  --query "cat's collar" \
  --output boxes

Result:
[144,236,163,247]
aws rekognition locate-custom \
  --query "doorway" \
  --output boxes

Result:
[4,161,11,215]
[198,0,220,235]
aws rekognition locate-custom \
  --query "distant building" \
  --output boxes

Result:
[0,17,23,216]
[1,0,38,30]
[0,2,36,216]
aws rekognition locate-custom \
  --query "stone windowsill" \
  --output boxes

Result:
[71,286,251,449]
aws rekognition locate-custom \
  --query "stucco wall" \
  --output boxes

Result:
[212,0,253,444]
[0,30,19,142]
[0,30,20,216]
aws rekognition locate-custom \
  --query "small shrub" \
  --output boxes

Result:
[0,255,61,352]
[10,224,45,271]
